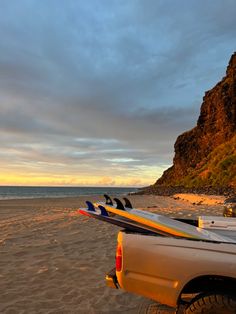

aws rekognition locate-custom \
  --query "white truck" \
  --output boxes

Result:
[106,214,236,313]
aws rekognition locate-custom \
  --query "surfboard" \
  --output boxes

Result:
[94,197,236,243]
[78,202,166,236]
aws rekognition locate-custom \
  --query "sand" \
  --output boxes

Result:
[173,193,225,205]
[0,194,226,314]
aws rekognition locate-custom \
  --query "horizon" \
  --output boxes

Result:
[1,1,236,187]
[0,185,140,188]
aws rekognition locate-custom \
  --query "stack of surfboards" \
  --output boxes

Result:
[78,194,236,243]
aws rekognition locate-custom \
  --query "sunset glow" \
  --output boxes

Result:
[0,166,166,187]
[0,1,235,187]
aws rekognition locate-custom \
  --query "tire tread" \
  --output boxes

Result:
[185,293,236,314]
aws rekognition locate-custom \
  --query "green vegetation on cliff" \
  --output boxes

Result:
[176,135,236,189]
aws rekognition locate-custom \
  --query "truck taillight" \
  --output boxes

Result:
[116,243,122,271]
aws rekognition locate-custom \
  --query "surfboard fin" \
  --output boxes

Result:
[86,201,96,212]
[98,205,109,217]
[123,197,133,209]
[114,198,125,210]
[104,194,113,205]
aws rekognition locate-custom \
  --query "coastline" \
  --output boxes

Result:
[0,194,226,313]
[137,184,235,197]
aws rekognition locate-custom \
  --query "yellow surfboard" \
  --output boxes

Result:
[94,201,235,243]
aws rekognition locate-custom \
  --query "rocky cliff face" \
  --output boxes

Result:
[149,52,236,194]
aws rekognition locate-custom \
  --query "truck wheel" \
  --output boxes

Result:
[185,293,236,314]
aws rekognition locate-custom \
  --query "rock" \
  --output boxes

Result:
[142,53,236,195]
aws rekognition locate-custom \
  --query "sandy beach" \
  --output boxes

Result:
[0,194,226,314]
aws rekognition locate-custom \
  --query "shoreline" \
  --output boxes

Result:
[0,191,227,203]
[0,194,227,313]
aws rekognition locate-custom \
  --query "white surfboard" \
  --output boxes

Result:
[94,200,236,243]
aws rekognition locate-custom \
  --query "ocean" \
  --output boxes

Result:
[0,186,138,200]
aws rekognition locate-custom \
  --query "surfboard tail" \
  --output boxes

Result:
[123,197,133,209]
[77,204,165,236]
[86,201,96,212]
[104,194,113,205]
[103,194,133,210]
[79,209,92,217]
[98,205,109,217]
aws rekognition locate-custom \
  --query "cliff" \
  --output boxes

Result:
[145,52,236,195]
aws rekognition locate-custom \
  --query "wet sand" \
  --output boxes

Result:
[0,194,225,313]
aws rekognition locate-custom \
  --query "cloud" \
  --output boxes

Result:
[0,0,235,185]
[97,177,116,186]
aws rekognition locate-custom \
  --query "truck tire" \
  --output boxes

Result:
[185,293,236,314]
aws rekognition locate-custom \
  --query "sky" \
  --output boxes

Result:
[0,0,236,187]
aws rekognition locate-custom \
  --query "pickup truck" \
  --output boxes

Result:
[106,215,236,313]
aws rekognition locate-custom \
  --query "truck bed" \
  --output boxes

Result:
[113,230,236,308]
